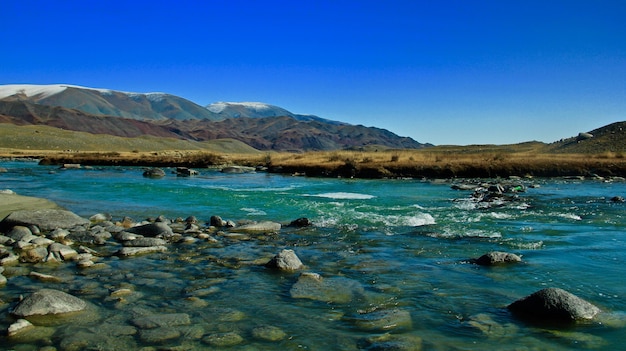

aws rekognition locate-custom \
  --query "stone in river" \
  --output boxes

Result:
[116,246,167,257]
[472,251,522,266]
[202,332,244,347]
[131,313,191,329]
[350,308,413,331]
[508,287,601,323]
[125,222,174,238]
[230,220,281,234]
[289,272,365,303]
[252,325,287,341]
[265,249,303,271]
[7,318,34,336]
[12,288,87,317]
[0,209,89,232]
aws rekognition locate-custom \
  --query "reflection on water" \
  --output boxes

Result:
[0,161,624,350]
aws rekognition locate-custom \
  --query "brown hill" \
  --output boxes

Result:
[546,121,626,154]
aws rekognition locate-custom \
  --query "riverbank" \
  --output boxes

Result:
[5,148,626,179]
[0,192,63,218]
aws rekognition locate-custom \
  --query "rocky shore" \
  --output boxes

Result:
[0,186,616,350]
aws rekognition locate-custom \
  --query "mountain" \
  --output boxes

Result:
[546,121,626,154]
[0,84,429,151]
[0,84,218,121]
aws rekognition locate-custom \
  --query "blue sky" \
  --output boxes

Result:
[1,1,625,145]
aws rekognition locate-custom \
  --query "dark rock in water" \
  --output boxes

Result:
[209,215,227,227]
[125,222,174,238]
[265,249,303,271]
[288,217,313,227]
[610,196,625,203]
[508,287,601,323]
[472,251,522,266]
[143,168,166,178]
[12,288,87,317]
[290,272,365,303]
[176,167,199,176]
[0,209,89,232]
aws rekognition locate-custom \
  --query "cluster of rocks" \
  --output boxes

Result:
[0,197,609,348]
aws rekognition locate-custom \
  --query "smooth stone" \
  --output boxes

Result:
[20,246,49,263]
[48,242,79,260]
[0,274,6,285]
[350,308,413,331]
[289,272,365,303]
[122,237,167,247]
[140,327,182,343]
[131,313,191,329]
[142,168,166,178]
[202,332,244,347]
[29,271,63,282]
[252,325,287,341]
[230,221,281,234]
[360,333,423,351]
[508,287,601,323]
[0,209,89,232]
[7,318,34,336]
[6,225,33,241]
[125,222,174,238]
[265,249,303,271]
[116,246,167,257]
[12,288,87,317]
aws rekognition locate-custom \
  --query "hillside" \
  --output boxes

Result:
[546,121,626,154]
[0,84,428,151]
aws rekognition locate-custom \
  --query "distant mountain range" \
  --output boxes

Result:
[0,84,427,151]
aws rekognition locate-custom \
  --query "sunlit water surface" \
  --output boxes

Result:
[0,161,624,350]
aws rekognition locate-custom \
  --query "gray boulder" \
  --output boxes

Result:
[123,237,168,247]
[143,168,166,178]
[12,289,87,317]
[116,246,168,257]
[230,221,281,234]
[265,249,303,271]
[125,222,174,238]
[473,251,522,266]
[209,215,227,227]
[508,287,601,323]
[289,272,365,303]
[1,209,89,232]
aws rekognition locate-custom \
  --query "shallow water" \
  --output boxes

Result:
[0,161,625,350]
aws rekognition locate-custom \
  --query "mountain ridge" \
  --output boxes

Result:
[0,84,429,151]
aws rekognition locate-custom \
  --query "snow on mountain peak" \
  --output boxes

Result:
[0,84,168,101]
[206,102,277,114]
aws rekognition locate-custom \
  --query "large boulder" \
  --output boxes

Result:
[12,289,87,317]
[142,168,166,178]
[508,287,601,323]
[230,221,281,234]
[0,209,89,232]
[265,249,303,271]
[289,272,365,303]
[125,222,174,238]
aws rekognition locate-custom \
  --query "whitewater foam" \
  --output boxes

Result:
[309,192,376,200]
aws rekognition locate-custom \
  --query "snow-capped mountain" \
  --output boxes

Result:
[0,84,217,121]
[0,84,427,150]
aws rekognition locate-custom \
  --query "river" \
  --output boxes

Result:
[0,160,624,350]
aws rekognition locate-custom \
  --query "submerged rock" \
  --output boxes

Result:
[508,287,601,323]
[142,168,166,178]
[472,251,522,266]
[289,272,365,303]
[265,249,303,271]
[12,289,87,317]
[230,221,281,234]
[0,209,89,232]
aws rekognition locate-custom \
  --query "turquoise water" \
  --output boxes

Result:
[0,160,625,350]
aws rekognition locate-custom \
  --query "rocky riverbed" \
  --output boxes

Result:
[0,185,622,350]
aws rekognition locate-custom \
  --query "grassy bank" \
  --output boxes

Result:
[5,147,625,179]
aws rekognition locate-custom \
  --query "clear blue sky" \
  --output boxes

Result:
[2,1,625,145]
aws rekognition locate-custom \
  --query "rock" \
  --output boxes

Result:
[610,196,625,203]
[0,274,6,285]
[350,308,413,331]
[230,221,281,234]
[0,209,89,232]
[125,222,174,238]
[265,249,303,271]
[142,168,166,178]
[8,318,34,336]
[203,332,243,347]
[29,271,63,283]
[61,163,81,169]
[221,166,255,174]
[20,247,49,263]
[359,333,423,351]
[508,287,601,323]
[288,217,313,227]
[131,313,191,329]
[6,226,34,241]
[252,325,287,341]
[122,237,167,247]
[48,242,79,260]
[209,215,227,227]
[89,213,111,222]
[12,288,87,317]
[140,327,181,343]
[289,272,365,303]
[472,251,522,266]
[175,167,199,176]
[116,246,167,257]
[577,132,594,141]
